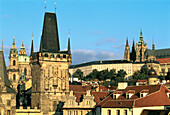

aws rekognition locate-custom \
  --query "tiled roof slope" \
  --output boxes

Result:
[69,85,92,92]
[73,91,110,104]
[156,58,170,63]
[97,84,170,108]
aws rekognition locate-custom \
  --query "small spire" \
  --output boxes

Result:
[31,34,34,56]
[140,29,143,38]
[55,3,56,14]
[13,36,15,46]
[126,37,129,47]
[22,40,24,47]
[152,36,155,50]
[68,30,71,54]
[45,1,47,12]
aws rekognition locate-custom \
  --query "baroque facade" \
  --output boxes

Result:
[7,38,31,91]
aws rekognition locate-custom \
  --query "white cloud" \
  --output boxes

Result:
[72,49,121,65]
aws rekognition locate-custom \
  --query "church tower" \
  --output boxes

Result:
[136,29,147,62]
[8,36,19,90]
[30,8,72,114]
[124,38,130,61]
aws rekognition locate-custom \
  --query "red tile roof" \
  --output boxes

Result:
[101,100,134,108]
[156,58,170,63]
[99,86,117,91]
[69,85,92,92]
[98,84,170,108]
[73,91,110,104]
[137,79,147,82]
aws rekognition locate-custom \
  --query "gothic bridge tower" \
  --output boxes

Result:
[30,5,72,114]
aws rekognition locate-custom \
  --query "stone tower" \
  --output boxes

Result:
[8,37,19,90]
[136,29,147,62]
[124,38,130,61]
[30,12,72,114]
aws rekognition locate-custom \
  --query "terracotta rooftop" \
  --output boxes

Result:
[69,85,92,92]
[97,84,170,107]
[99,86,117,91]
[156,58,170,63]
[73,91,110,104]
[137,79,147,82]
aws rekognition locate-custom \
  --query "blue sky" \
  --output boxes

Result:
[0,0,170,65]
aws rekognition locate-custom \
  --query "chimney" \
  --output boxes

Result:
[118,82,128,90]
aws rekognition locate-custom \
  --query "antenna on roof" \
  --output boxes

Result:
[55,3,56,14]
[45,1,47,12]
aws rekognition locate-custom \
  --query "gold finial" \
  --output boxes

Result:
[140,29,143,38]
[13,36,15,46]
[45,1,47,12]
[55,3,57,13]
[68,29,70,38]
[32,32,34,40]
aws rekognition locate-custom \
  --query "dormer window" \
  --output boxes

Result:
[126,94,129,99]
[113,91,122,100]
[166,90,170,99]
[140,90,149,98]
[126,90,135,99]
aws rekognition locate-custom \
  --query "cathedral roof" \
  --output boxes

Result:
[145,48,170,59]
[40,12,60,53]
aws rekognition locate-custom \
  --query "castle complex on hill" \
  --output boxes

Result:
[69,30,170,79]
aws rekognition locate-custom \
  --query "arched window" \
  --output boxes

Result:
[24,68,27,75]
[13,60,16,66]
[13,74,16,81]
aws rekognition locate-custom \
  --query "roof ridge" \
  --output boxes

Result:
[96,93,113,106]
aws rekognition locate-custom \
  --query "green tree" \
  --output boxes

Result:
[132,67,148,80]
[73,69,84,79]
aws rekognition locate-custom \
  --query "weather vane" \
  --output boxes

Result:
[45,1,47,12]
[55,3,56,13]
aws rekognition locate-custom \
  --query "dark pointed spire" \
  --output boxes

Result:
[130,39,136,62]
[68,31,71,54]
[40,12,60,53]
[126,37,129,47]
[152,37,155,50]
[31,34,34,56]
[0,51,12,87]
[140,29,143,39]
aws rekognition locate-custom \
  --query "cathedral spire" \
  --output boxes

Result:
[12,36,16,49]
[126,37,129,47]
[68,31,71,54]
[31,33,34,56]
[152,37,155,50]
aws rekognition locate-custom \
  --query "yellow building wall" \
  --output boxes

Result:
[133,106,165,115]
[101,108,132,115]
